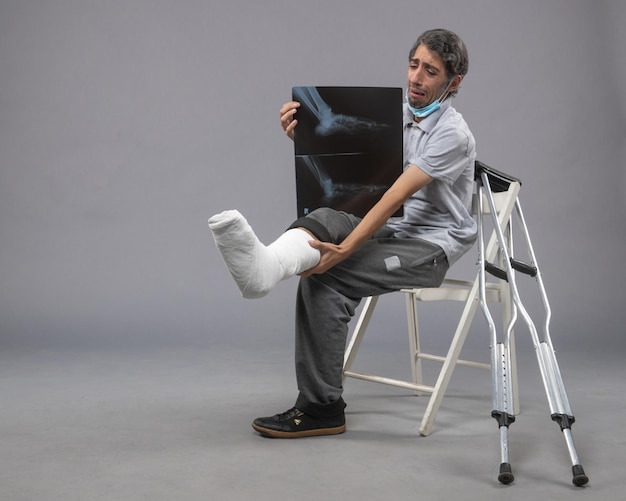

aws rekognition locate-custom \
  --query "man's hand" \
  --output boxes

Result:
[298,239,351,277]
[298,165,433,277]
[279,101,300,140]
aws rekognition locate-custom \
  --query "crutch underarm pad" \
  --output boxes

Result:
[474,161,522,192]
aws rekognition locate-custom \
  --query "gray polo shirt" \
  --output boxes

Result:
[386,99,477,265]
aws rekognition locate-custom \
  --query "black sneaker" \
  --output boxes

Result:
[252,407,346,438]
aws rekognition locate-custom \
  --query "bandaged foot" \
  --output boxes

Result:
[209,210,320,298]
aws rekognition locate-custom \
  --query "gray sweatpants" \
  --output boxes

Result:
[289,208,449,418]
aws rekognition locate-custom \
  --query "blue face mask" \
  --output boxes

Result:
[406,78,457,119]
[406,91,441,118]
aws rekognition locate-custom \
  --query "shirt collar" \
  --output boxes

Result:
[403,98,452,133]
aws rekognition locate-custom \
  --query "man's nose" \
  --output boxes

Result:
[409,68,423,86]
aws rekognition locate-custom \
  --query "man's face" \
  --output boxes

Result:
[407,44,452,109]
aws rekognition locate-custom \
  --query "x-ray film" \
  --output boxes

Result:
[292,86,403,218]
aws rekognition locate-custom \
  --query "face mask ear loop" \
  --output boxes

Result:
[438,75,460,103]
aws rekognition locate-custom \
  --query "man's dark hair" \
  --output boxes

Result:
[409,29,469,98]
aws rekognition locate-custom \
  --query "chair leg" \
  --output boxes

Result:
[405,292,424,395]
[418,281,481,436]
[343,296,380,380]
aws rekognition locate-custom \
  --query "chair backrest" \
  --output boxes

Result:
[472,190,512,216]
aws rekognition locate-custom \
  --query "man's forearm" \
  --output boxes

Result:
[339,164,432,256]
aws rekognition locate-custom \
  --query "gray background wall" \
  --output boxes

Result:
[1,0,624,354]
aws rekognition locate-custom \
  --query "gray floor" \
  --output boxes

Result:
[1,341,622,501]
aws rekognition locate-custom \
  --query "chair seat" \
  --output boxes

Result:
[402,279,501,303]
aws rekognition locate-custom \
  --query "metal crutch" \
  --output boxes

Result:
[476,167,516,484]
[476,162,589,487]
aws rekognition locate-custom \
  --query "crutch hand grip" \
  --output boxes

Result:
[510,258,537,277]
[485,262,508,281]
[484,259,537,281]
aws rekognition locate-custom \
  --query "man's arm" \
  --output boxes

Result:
[301,165,432,276]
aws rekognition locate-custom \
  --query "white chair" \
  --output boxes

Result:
[343,163,521,436]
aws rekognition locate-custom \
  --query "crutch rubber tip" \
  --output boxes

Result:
[498,463,514,484]
[572,465,589,487]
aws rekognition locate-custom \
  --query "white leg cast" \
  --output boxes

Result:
[209,210,320,298]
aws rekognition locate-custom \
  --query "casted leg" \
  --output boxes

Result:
[209,210,320,298]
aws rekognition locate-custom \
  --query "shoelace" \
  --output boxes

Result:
[276,407,303,420]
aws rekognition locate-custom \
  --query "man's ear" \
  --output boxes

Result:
[449,74,463,93]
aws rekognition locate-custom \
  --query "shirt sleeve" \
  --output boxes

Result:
[409,122,473,185]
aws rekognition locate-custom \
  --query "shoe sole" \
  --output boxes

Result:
[251,422,346,438]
